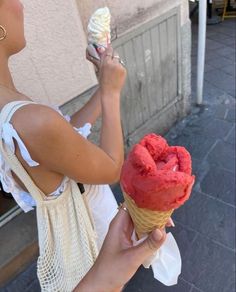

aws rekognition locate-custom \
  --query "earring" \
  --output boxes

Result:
[0,25,7,41]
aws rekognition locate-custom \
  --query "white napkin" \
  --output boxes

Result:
[131,231,182,286]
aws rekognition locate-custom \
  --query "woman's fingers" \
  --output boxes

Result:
[166,217,175,227]
[131,229,166,263]
[111,204,133,232]
[86,49,100,67]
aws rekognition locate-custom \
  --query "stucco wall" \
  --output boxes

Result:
[77,0,189,37]
[9,0,189,106]
[9,0,97,106]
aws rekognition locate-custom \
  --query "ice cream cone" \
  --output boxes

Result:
[123,192,173,239]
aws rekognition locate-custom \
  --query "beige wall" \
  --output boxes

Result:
[9,0,97,106]
[77,0,189,37]
[9,0,189,106]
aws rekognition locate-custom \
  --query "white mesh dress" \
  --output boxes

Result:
[0,100,118,291]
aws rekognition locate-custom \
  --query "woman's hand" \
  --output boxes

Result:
[76,206,166,292]
[99,45,126,96]
[86,45,126,96]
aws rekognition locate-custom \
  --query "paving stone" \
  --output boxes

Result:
[213,104,228,119]
[225,108,235,122]
[221,64,235,76]
[200,165,235,206]
[191,287,204,292]
[25,279,41,292]
[220,37,236,48]
[203,81,226,104]
[111,183,123,204]
[174,191,235,249]
[205,54,232,69]
[205,39,226,51]
[124,266,192,292]
[215,26,236,38]
[207,31,233,46]
[225,125,235,144]
[204,70,235,97]
[191,158,201,177]
[170,224,198,261]
[184,117,233,139]
[180,233,235,292]
[3,262,39,292]
[215,46,236,61]
[170,132,216,160]
[207,140,235,172]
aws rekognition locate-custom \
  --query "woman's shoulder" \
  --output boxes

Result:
[10,102,70,146]
[11,102,65,129]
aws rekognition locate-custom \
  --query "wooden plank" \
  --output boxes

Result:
[113,7,179,48]
[150,25,163,112]
[167,15,178,103]
[115,45,129,137]
[159,20,169,107]
[133,35,150,124]
[142,30,157,117]
[123,40,144,134]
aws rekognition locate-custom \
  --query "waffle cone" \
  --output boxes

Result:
[123,192,173,239]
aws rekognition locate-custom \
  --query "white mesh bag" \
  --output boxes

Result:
[0,101,98,291]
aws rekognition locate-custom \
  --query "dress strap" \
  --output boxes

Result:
[0,100,37,124]
[0,100,46,203]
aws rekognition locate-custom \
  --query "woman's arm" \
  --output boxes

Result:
[11,46,126,185]
[69,88,101,128]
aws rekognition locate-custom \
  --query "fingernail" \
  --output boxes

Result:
[170,218,175,227]
[98,47,105,53]
[152,229,163,241]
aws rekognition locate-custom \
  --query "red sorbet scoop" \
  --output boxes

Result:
[120,133,195,211]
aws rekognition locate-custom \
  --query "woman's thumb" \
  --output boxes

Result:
[132,229,166,262]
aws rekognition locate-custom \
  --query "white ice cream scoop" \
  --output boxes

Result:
[87,7,111,48]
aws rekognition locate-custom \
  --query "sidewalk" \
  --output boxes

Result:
[2,16,235,292]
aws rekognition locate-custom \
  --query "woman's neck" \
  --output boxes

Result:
[0,54,16,91]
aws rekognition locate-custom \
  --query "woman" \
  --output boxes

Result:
[0,1,167,291]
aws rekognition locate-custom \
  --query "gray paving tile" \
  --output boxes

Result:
[221,64,235,76]
[170,224,198,260]
[184,117,233,139]
[112,183,123,204]
[225,108,235,122]
[203,81,226,104]
[180,233,235,292]
[3,262,39,292]
[170,132,216,160]
[124,266,192,292]
[214,104,228,119]
[25,279,41,292]
[205,53,233,69]
[225,125,235,144]
[207,140,235,172]
[221,37,236,48]
[191,287,204,292]
[205,39,226,51]
[204,69,235,97]
[200,165,235,206]
[191,158,201,177]
[215,46,236,62]
[206,30,232,46]
[174,191,235,249]
[215,26,236,38]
